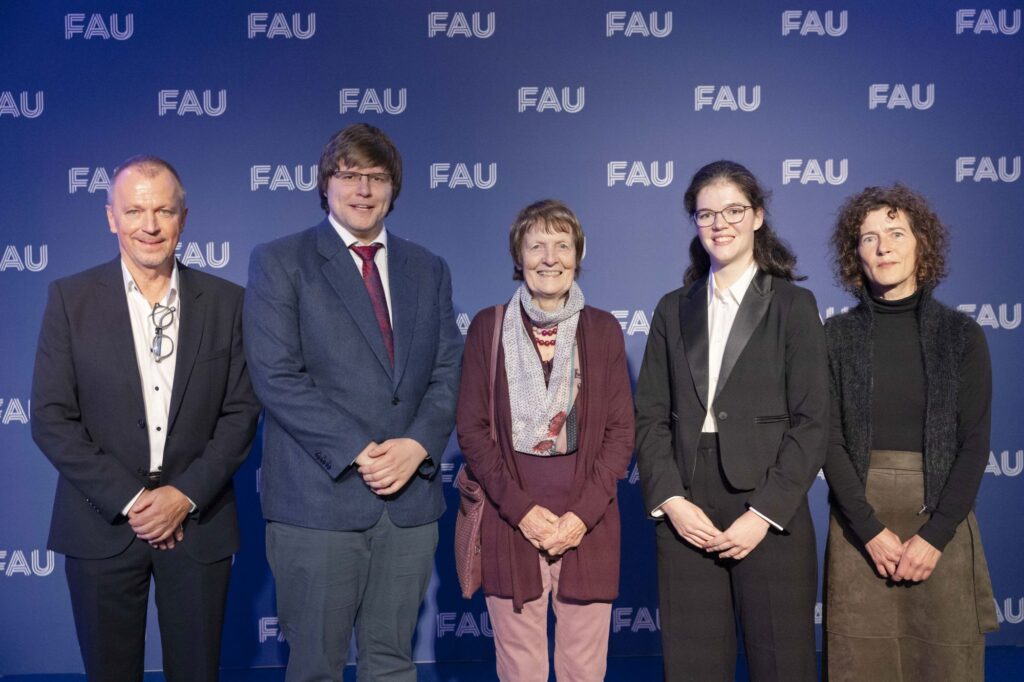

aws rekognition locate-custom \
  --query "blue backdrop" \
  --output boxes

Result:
[1,1,1022,675]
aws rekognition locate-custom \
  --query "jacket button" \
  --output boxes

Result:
[392,396,400,405]
[137,419,146,428]
[718,411,728,420]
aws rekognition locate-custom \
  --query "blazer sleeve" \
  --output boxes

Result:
[456,307,535,527]
[399,257,463,469]
[31,281,141,523]
[746,287,830,527]
[635,294,688,516]
[244,243,376,478]
[568,314,636,530]
[169,288,261,512]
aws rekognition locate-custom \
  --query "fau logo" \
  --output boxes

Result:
[957,303,1021,330]
[610,310,652,336]
[694,86,761,112]
[0,91,44,118]
[782,159,848,185]
[250,165,317,191]
[996,598,1024,625]
[175,242,230,269]
[428,12,495,38]
[611,607,660,633]
[247,13,316,39]
[517,87,585,113]
[607,162,673,188]
[781,11,848,36]
[69,167,110,194]
[986,450,1023,477]
[437,612,493,638]
[0,550,54,576]
[956,9,1021,35]
[340,88,406,115]
[258,617,286,642]
[868,84,934,110]
[429,163,497,189]
[65,13,133,40]
[0,247,47,273]
[0,398,31,423]
[158,90,227,116]
[955,156,1020,182]
[605,11,673,37]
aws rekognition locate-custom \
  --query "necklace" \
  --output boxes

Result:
[532,325,558,346]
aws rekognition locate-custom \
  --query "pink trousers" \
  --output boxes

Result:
[485,555,612,681]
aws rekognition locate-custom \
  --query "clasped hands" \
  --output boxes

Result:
[128,486,191,550]
[518,506,587,557]
[661,497,769,561]
[356,438,428,496]
[865,528,942,582]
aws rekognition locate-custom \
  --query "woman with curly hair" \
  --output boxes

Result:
[823,184,998,681]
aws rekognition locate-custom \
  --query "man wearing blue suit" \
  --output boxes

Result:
[244,124,462,682]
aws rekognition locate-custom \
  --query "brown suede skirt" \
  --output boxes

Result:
[824,450,998,682]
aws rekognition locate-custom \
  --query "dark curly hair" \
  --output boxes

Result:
[830,184,948,295]
[682,160,803,285]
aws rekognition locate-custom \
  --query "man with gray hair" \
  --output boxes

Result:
[32,155,260,681]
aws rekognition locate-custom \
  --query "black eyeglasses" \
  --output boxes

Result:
[692,205,753,228]
[149,303,176,362]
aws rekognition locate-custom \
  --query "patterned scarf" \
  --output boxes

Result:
[503,282,584,456]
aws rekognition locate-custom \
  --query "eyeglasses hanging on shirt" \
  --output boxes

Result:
[150,303,176,362]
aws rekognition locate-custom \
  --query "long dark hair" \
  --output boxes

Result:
[682,160,803,285]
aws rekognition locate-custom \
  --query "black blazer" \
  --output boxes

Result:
[31,258,261,562]
[635,269,829,528]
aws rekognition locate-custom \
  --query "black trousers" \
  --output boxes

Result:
[64,536,232,682]
[656,434,817,681]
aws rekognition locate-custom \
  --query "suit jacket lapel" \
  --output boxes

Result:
[316,221,394,379]
[168,263,204,432]
[679,278,710,411]
[387,237,416,389]
[99,258,146,409]
[715,269,773,400]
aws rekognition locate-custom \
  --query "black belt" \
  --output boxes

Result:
[145,470,162,490]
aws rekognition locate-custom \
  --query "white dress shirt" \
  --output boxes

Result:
[702,262,758,432]
[329,214,393,324]
[652,262,782,530]
[120,260,182,515]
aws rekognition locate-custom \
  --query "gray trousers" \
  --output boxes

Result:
[267,510,438,682]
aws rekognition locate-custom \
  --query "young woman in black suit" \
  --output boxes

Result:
[636,160,828,681]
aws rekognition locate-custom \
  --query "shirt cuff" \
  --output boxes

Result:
[122,488,145,517]
[748,506,783,531]
[650,495,685,518]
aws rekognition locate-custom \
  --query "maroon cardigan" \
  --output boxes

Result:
[456,305,635,609]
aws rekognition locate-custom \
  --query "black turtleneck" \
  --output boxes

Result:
[869,290,925,452]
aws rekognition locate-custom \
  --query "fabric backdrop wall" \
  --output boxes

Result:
[1,1,1021,674]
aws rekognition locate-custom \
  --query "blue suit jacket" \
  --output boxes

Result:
[244,220,462,530]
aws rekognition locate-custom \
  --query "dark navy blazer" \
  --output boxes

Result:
[32,258,261,562]
[244,220,462,531]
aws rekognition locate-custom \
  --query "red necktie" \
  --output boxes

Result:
[350,244,394,367]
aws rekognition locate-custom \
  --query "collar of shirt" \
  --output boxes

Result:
[328,213,389,252]
[121,259,180,308]
[708,260,758,308]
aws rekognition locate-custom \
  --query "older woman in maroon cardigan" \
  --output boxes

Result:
[456,199,635,682]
